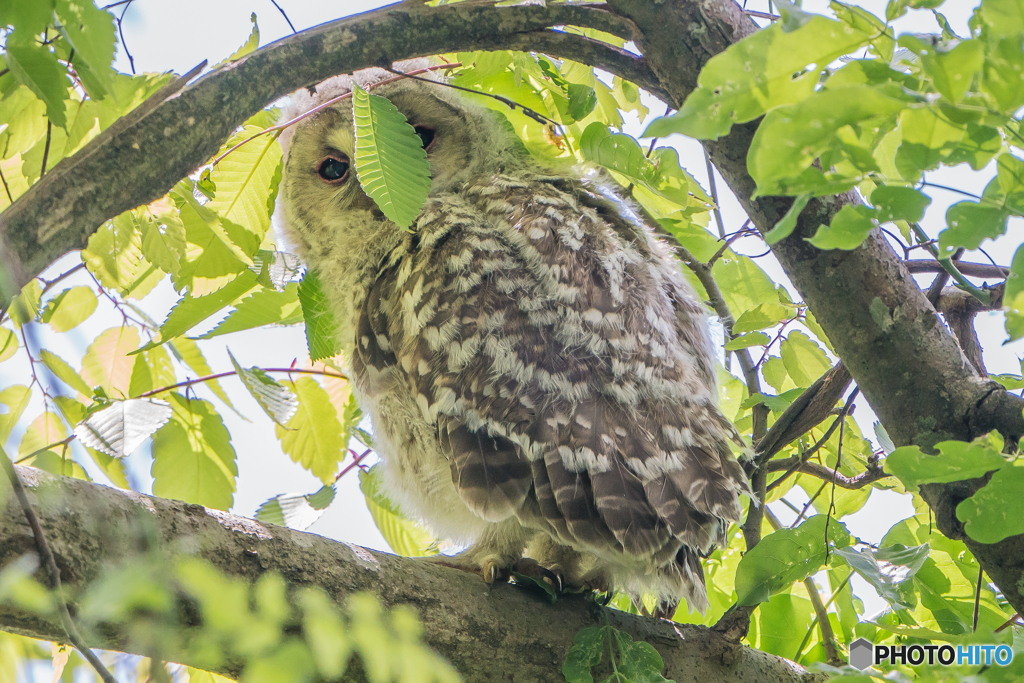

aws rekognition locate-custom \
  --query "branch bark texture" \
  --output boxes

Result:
[0,467,825,683]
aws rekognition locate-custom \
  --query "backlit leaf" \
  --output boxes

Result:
[298,269,342,362]
[806,204,878,251]
[74,399,172,458]
[256,485,336,531]
[957,467,1024,544]
[276,377,345,483]
[228,350,297,426]
[81,326,140,398]
[40,286,96,332]
[39,349,91,397]
[352,84,431,229]
[360,466,438,558]
[886,438,1007,491]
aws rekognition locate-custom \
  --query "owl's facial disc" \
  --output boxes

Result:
[317,153,351,185]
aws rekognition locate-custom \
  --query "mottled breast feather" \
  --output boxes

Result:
[349,171,752,577]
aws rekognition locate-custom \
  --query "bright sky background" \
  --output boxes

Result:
[7,5,1023,672]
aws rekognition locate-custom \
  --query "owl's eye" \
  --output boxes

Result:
[413,125,436,151]
[317,155,350,184]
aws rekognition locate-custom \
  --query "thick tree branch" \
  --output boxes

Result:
[0,467,826,683]
[605,0,1024,616]
[0,2,645,308]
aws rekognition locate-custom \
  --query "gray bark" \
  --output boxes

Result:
[1,466,825,683]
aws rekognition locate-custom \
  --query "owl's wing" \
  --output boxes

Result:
[353,183,750,562]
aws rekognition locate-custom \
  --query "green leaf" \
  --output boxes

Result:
[764,193,811,244]
[982,34,1024,113]
[40,286,96,332]
[139,204,185,277]
[937,201,1009,255]
[298,269,342,362]
[565,83,597,121]
[724,332,770,351]
[980,0,1024,38]
[128,345,176,397]
[870,186,931,223]
[779,331,831,388]
[734,515,851,605]
[0,327,17,363]
[957,467,1024,544]
[82,212,142,293]
[6,279,42,327]
[256,485,336,531]
[611,629,672,683]
[225,12,259,63]
[920,39,984,103]
[5,44,68,128]
[894,106,965,180]
[168,337,237,412]
[360,465,439,557]
[74,398,173,458]
[749,85,909,196]
[152,394,237,510]
[81,326,140,398]
[1006,243,1024,305]
[54,0,116,100]
[711,254,788,322]
[351,83,432,229]
[228,350,297,426]
[755,594,814,659]
[198,283,302,338]
[885,438,1007,491]
[835,543,929,609]
[39,349,91,396]
[206,110,282,247]
[732,304,790,333]
[642,16,871,140]
[0,1,53,40]
[806,204,878,250]
[276,377,345,483]
[145,270,259,349]
[0,385,32,444]
[562,627,605,683]
[996,152,1024,215]
[171,184,257,296]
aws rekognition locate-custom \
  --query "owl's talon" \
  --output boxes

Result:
[512,558,564,594]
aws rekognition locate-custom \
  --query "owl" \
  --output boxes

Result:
[279,65,753,615]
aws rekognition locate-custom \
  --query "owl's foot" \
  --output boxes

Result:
[511,557,563,593]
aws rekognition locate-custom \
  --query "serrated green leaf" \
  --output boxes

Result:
[276,377,345,483]
[937,201,1009,255]
[82,212,142,292]
[74,398,172,458]
[167,336,237,413]
[171,183,256,296]
[128,345,175,397]
[225,12,259,63]
[81,326,140,398]
[39,349,91,396]
[870,186,931,223]
[5,44,68,128]
[724,332,770,350]
[152,393,237,510]
[0,1,54,39]
[735,515,851,605]
[206,112,282,246]
[807,204,879,250]
[351,83,432,229]
[779,330,831,388]
[298,269,342,362]
[359,465,439,557]
[643,16,871,140]
[886,439,1007,491]
[145,270,259,349]
[7,279,42,327]
[139,209,185,277]
[228,350,297,426]
[580,123,691,207]
[732,304,790,334]
[54,0,116,100]
[198,283,302,338]
[18,411,67,458]
[957,467,1024,544]
[40,286,96,332]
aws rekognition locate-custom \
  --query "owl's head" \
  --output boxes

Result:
[279,65,525,258]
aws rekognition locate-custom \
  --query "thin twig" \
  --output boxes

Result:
[765,391,857,494]
[910,223,990,305]
[14,436,76,465]
[210,62,463,167]
[706,221,753,268]
[40,263,86,296]
[116,0,137,74]
[793,572,853,664]
[904,259,1009,279]
[0,448,118,683]
[791,481,828,527]
[974,565,983,632]
[703,149,725,240]
[135,366,349,399]
[995,613,1021,633]
[40,121,53,178]
[270,0,298,34]
[0,163,12,205]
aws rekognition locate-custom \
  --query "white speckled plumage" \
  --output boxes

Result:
[279,65,752,614]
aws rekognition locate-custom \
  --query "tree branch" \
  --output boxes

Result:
[0,2,644,309]
[0,466,827,683]
[603,0,1024,616]
[904,259,1009,279]
[765,459,890,490]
